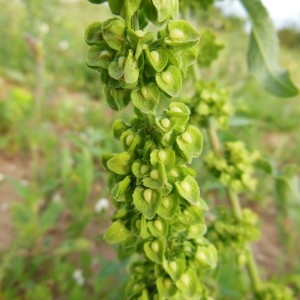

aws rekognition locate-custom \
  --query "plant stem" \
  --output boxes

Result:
[207,118,222,157]
[206,118,261,293]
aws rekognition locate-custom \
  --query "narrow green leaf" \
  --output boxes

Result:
[240,0,298,97]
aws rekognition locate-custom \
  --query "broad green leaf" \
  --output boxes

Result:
[145,48,168,73]
[148,217,168,238]
[144,239,165,264]
[85,22,103,45]
[133,187,161,220]
[156,277,177,297]
[165,20,200,50]
[131,83,160,113]
[163,258,185,281]
[176,125,203,162]
[240,0,298,97]
[157,193,179,219]
[176,269,198,297]
[175,175,208,209]
[156,65,182,97]
[102,18,126,50]
[106,152,131,175]
[103,221,129,244]
[86,45,114,69]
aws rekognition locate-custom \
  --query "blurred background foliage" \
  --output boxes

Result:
[0,0,299,299]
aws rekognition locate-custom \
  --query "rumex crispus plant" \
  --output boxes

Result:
[85,0,299,299]
[85,0,217,299]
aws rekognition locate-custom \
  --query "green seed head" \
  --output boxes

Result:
[150,51,160,64]
[161,118,170,128]
[182,132,192,144]
[150,169,159,180]
[170,261,177,272]
[118,56,126,68]
[141,86,148,98]
[170,29,184,40]
[170,106,182,113]
[141,165,150,175]
[162,72,172,84]
[126,134,134,146]
[181,180,191,193]
[135,29,144,38]
[181,274,190,285]
[158,150,167,162]
[99,50,110,58]
[170,168,179,177]
[154,220,163,231]
[162,197,170,208]
[143,189,153,203]
[164,279,172,288]
[196,250,207,262]
[151,241,159,252]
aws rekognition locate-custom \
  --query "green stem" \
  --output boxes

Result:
[207,118,222,157]
[206,118,261,293]
[124,0,131,27]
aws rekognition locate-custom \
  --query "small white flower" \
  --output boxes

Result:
[73,269,85,286]
[59,40,69,50]
[95,198,109,213]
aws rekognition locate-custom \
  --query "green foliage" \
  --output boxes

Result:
[240,0,299,97]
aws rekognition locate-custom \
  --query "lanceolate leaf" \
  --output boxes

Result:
[240,0,298,98]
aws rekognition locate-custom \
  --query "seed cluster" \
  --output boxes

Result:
[186,80,233,129]
[205,141,258,192]
[85,1,217,299]
[103,102,217,299]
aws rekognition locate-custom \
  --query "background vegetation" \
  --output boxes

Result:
[0,0,299,299]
